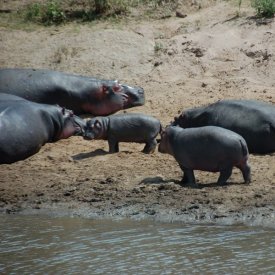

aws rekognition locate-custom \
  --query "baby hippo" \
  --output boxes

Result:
[84,113,161,153]
[158,126,251,187]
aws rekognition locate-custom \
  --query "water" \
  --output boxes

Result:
[0,215,274,275]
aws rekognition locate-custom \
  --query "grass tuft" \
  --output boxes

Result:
[251,0,275,18]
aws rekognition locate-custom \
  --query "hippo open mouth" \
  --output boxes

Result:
[122,85,145,108]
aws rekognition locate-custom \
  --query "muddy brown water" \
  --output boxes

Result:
[0,215,274,274]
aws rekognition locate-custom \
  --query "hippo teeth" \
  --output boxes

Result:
[122,94,129,106]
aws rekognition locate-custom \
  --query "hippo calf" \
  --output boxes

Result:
[0,68,145,116]
[84,113,161,153]
[0,93,86,164]
[172,99,275,154]
[158,126,251,187]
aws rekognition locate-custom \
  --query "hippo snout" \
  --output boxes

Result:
[73,116,87,136]
[82,125,92,140]
[123,85,145,107]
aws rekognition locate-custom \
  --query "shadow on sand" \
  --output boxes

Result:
[139,176,247,189]
[72,149,108,160]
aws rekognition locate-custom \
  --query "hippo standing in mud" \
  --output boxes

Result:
[172,99,275,154]
[0,93,86,164]
[84,113,161,153]
[158,126,251,187]
[0,68,145,116]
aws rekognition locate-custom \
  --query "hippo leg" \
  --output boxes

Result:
[237,163,251,184]
[108,139,119,153]
[180,166,198,188]
[142,139,157,154]
[217,166,233,185]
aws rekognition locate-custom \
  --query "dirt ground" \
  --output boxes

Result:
[0,0,274,227]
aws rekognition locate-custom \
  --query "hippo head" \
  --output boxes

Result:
[83,118,105,140]
[82,81,145,116]
[158,126,174,155]
[58,108,86,139]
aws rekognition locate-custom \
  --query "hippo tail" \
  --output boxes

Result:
[240,138,249,158]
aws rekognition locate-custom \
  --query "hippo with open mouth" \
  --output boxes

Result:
[0,68,145,116]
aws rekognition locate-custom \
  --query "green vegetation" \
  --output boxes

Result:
[251,0,275,18]
[25,1,66,25]
[22,0,179,25]
[8,0,274,27]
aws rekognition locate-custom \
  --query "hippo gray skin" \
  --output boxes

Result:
[0,68,145,116]
[158,126,251,187]
[0,93,86,164]
[172,99,275,154]
[84,113,161,153]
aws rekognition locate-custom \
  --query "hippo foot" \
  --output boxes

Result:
[180,180,199,188]
[217,181,228,186]
[242,165,251,184]
[142,148,155,154]
[142,142,157,154]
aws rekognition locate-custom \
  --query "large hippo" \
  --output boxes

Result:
[0,68,145,116]
[84,113,161,153]
[0,93,86,164]
[172,99,275,154]
[158,126,251,187]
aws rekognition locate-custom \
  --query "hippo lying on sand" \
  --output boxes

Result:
[84,113,161,153]
[158,126,251,187]
[0,93,86,164]
[0,68,145,116]
[172,99,275,154]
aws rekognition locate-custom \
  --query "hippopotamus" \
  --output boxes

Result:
[0,68,145,116]
[172,99,275,154]
[84,113,161,153]
[158,126,251,187]
[0,93,86,164]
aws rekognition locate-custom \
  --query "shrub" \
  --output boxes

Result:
[91,0,128,16]
[25,1,66,25]
[42,1,66,25]
[251,0,275,18]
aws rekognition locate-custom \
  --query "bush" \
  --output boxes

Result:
[90,0,128,16]
[251,0,275,18]
[25,1,66,25]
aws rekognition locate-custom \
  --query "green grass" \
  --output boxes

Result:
[22,0,179,25]
[25,1,66,25]
[251,0,275,17]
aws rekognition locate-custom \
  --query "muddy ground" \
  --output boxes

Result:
[0,0,274,227]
